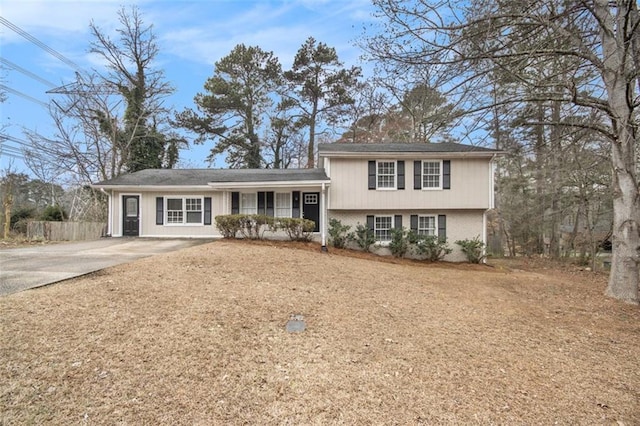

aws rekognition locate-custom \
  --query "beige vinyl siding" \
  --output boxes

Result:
[111,191,224,237]
[327,157,492,210]
[328,210,484,262]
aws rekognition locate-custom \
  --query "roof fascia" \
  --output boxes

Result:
[91,184,213,191]
[318,151,503,159]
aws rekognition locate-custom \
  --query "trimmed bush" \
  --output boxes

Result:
[456,236,486,263]
[214,215,242,238]
[408,231,452,261]
[275,217,315,241]
[215,214,313,241]
[327,218,351,248]
[238,214,273,240]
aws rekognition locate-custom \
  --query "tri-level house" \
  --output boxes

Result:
[318,143,499,261]
[92,142,500,261]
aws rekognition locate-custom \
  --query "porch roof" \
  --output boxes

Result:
[93,168,330,189]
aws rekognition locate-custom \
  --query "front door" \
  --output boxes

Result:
[302,192,320,232]
[122,195,140,237]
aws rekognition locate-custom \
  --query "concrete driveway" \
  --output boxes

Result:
[0,238,213,296]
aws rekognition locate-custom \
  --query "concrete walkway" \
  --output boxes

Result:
[0,238,213,296]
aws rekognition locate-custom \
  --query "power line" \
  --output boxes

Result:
[0,84,49,107]
[0,57,57,88]
[0,16,82,72]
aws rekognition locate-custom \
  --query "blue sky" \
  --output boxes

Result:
[1,0,377,174]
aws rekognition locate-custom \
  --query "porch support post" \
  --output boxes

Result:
[321,183,328,252]
[101,188,112,237]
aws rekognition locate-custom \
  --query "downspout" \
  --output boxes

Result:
[484,154,498,263]
[100,188,112,237]
[321,182,328,252]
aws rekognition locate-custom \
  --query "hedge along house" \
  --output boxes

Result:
[317,142,500,262]
[93,168,331,243]
[92,142,500,261]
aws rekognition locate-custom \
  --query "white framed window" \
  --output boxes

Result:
[377,161,396,189]
[375,215,393,242]
[418,215,437,236]
[240,193,257,214]
[275,192,291,217]
[422,160,442,189]
[166,197,203,225]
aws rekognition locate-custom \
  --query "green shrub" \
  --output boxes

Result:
[40,205,67,222]
[215,215,242,238]
[456,236,486,263]
[275,217,315,241]
[238,214,273,240]
[11,206,36,230]
[351,223,375,252]
[388,227,409,258]
[328,218,352,248]
[408,231,452,261]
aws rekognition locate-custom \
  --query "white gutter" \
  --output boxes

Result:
[208,180,331,190]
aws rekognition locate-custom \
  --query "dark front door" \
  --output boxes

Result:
[302,192,320,232]
[122,195,140,237]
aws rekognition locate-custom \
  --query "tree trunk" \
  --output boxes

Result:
[607,141,640,303]
[596,0,640,303]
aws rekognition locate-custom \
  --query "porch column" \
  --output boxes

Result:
[321,183,327,251]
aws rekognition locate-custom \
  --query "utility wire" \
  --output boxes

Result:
[0,16,82,72]
[0,84,49,108]
[0,58,57,88]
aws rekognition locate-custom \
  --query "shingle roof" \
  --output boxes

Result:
[318,142,499,153]
[94,168,330,187]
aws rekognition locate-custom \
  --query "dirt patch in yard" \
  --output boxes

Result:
[2,240,639,424]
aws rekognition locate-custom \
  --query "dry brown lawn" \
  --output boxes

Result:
[2,240,639,425]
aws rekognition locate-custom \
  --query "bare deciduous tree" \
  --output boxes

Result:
[364,0,640,303]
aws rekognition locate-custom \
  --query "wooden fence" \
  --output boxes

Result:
[27,221,107,241]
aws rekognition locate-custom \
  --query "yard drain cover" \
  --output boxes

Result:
[286,314,305,333]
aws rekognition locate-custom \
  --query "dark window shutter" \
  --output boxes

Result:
[410,215,418,232]
[438,215,447,241]
[292,191,301,218]
[414,161,422,189]
[257,191,266,215]
[204,197,212,225]
[394,215,403,229]
[443,160,451,190]
[156,197,164,225]
[266,192,274,217]
[397,161,405,190]
[231,192,239,214]
[366,215,375,231]
[368,160,376,190]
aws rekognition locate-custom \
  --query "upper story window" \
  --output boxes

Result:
[369,160,405,190]
[414,160,450,190]
[422,160,442,189]
[377,161,396,189]
[166,197,203,225]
